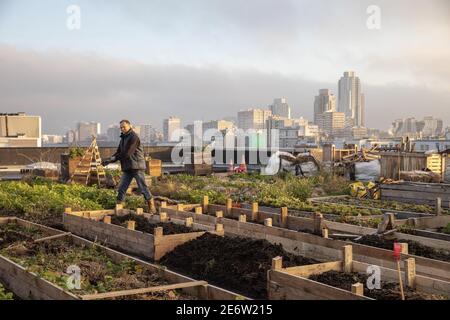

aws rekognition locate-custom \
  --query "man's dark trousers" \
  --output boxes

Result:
[117,169,152,202]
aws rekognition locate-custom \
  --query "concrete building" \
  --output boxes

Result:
[314,89,336,125]
[278,124,319,148]
[42,134,64,145]
[338,71,365,127]
[139,124,160,144]
[302,123,319,137]
[106,125,121,142]
[266,116,301,131]
[348,126,368,140]
[237,109,272,130]
[414,139,450,152]
[203,120,235,133]
[390,116,444,138]
[269,98,291,119]
[0,112,42,147]
[420,116,444,137]
[77,122,101,142]
[266,114,318,148]
[163,117,181,142]
[321,111,345,137]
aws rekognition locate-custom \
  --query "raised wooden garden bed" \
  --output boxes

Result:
[268,245,449,300]
[380,182,450,207]
[308,195,446,218]
[394,215,450,242]
[168,198,450,252]
[0,217,246,300]
[63,205,224,261]
[159,200,450,283]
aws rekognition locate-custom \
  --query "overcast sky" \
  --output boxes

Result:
[0,0,449,134]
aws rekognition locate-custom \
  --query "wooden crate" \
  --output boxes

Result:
[60,154,82,181]
[145,159,162,177]
[0,217,246,300]
[267,245,450,299]
[63,208,223,261]
[185,164,212,176]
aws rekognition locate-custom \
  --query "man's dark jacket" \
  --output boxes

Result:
[112,129,146,171]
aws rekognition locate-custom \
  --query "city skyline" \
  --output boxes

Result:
[0,0,449,133]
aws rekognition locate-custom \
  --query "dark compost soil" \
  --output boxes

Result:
[160,233,318,299]
[0,222,45,249]
[309,270,445,300]
[353,235,450,262]
[111,213,193,235]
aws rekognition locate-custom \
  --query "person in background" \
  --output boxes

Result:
[102,119,156,213]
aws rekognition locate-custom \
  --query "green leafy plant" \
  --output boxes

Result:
[0,284,13,300]
[442,223,450,235]
[0,181,143,224]
[69,147,85,159]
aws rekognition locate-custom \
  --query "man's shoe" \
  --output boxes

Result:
[147,198,157,214]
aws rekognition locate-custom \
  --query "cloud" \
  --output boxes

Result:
[0,45,448,134]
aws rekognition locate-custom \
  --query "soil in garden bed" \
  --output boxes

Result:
[0,236,196,299]
[0,222,46,249]
[111,213,194,235]
[309,270,445,300]
[353,235,450,262]
[112,290,196,300]
[160,233,319,299]
[318,197,448,215]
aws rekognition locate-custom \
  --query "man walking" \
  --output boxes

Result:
[102,120,156,213]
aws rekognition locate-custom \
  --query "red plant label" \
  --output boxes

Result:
[393,243,401,260]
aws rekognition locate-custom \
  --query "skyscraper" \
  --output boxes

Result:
[269,98,291,119]
[139,124,157,144]
[106,125,121,142]
[313,89,336,125]
[163,117,181,142]
[77,121,101,142]
[338,71,364,127]
[237,109,272,130]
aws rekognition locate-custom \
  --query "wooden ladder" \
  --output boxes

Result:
[70,137,107,187]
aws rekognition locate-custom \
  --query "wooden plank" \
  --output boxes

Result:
[409,229,450,242]
[283,261,342,277]
[33,232,72,243]
[0,255,78,300]
[352,260,450,296]
[269,270,370,300]
[381,189,449,201]
[407,215,450,229]
[394,232,450,250]
[380,181,450,191]
[351,283,364,296]
[81,281,208,300]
